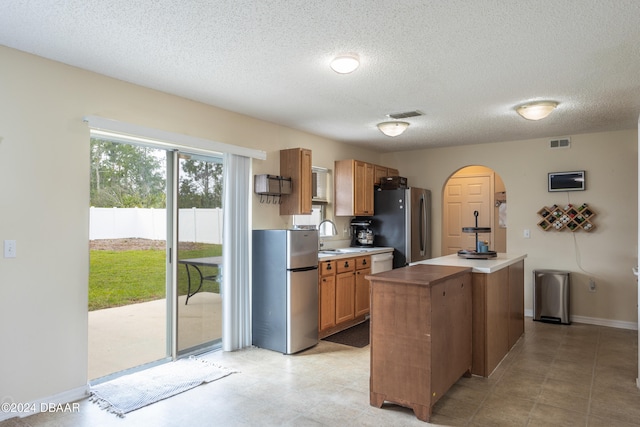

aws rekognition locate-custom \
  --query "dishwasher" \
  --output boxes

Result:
[371,252,394,274]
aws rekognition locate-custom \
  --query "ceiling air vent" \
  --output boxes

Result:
[387,110,424,119]
[549,137,571,149]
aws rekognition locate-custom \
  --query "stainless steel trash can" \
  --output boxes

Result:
[533,270,570,324]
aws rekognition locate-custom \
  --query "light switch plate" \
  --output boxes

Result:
[4,240,16,258]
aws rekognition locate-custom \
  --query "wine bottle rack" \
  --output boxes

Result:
[537,203,596,232]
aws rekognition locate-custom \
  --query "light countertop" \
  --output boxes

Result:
[318,247,394,261]
[412,253,527,274]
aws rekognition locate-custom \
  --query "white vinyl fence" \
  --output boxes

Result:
[90,207,223,244]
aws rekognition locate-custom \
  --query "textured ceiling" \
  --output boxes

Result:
[1,1,639,152]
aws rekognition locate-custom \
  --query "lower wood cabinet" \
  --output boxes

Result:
[354,256,371,317]
[318,260,336,331]
[318,255,372,338]
[368,265,473,422]
[335,262,355,323]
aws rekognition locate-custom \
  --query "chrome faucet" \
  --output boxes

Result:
[318,219,338,237]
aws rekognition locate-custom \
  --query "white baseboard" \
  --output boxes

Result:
[525,309,638,330]
[0,384,89,422]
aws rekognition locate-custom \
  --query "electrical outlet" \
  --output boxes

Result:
[523,229,530,239]
[4,240,16,258]
[588,279,596,292]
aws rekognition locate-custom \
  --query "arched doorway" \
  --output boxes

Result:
[441,165,506,255]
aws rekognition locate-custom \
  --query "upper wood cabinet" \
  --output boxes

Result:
[374,164,399,185]
[335,159,374,216]
[280,148,312,215]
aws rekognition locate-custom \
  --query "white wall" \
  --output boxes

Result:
[382,130,638,326]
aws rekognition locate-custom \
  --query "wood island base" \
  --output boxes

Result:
[367,264,473,423]
[370,391,432,422]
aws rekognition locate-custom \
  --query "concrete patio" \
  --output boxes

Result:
[88,292,222,380]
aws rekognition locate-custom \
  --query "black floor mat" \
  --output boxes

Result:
[322,320,369,348]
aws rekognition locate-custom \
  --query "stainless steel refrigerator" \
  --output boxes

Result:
[252,229,319,354]
[371,188,431,269]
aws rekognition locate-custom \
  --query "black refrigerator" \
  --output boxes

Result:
[371,187,432,269]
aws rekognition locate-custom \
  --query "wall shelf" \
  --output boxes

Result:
[254,174,292,204]
[537,203,596,232]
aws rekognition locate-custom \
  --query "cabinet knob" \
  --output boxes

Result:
[362,259,367,265]
[327,264,332,270]
[344,261,349,268]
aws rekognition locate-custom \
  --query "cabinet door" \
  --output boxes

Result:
[364,162,374,214]
[354,267,371,317]
[334,159,355,216]
[319,275,336,331]
[374,165,388,185]
[280,148,312,215]
[299,148,313,214]
[354,161,374,216]
[335,271,355,324]
[374,166,399,185]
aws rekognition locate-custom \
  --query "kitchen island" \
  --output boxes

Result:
[414,253,527,377]
[367,264,473,422]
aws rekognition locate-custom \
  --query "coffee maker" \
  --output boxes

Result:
[350,218,374,247]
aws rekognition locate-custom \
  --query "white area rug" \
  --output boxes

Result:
[90,356,235,417]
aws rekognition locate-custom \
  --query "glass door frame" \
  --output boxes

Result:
[174,151,224,357]
[167,149,179,359]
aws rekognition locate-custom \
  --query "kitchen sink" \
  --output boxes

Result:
[319,248,371,255]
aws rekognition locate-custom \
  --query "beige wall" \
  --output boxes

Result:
[381,130,638,326]
[0,46,378,406]
[0,44,637,409]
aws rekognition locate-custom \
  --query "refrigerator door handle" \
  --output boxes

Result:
[288,265,319,272]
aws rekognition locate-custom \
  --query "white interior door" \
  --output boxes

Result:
[443,173,493,254]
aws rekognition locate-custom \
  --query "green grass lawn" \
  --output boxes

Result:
[89,244,222,311]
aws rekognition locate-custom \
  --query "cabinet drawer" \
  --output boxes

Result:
[355,255,371,270]
[336,258,355,274]
[319,260,336,276]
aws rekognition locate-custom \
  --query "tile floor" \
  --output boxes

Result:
[2,320,639,426]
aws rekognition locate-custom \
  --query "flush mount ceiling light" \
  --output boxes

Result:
[377,121,409,137]
[516,101,558,121]
[330,54,360,74]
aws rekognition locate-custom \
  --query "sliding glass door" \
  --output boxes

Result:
[176,153,224,354]
[89,134,224,380]
[88,139,169,380]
